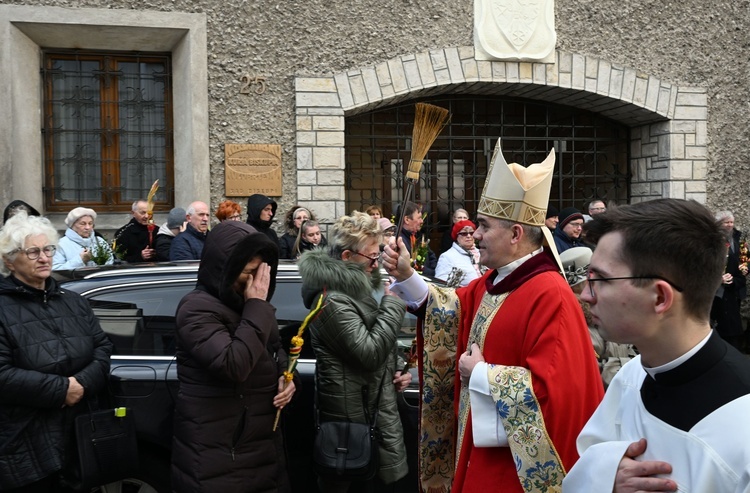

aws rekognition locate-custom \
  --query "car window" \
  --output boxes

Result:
[87,281,195,356]
[271,279,308,324]
[85,278,309,357]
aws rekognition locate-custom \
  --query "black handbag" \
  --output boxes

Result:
[65,405,139,491]
[312,370,387,481]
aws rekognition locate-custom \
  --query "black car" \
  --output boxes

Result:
[54,261,422,493]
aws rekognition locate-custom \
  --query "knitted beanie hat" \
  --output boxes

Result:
[558,207,584,229]
[167,207,187,229]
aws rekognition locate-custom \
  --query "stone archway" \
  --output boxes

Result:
[294,47,708,222]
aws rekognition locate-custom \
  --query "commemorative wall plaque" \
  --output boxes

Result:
[224,143,282,197]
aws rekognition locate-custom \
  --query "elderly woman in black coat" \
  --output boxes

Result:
[171,221,295,492]
[0,212,113,492]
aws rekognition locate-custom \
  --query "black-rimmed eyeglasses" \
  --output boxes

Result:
[457,231,475,237]
[352,251,381,265]
[12,245,57,260]
[585,270,684,298]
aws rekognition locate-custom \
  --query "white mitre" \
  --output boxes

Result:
[477,139,563,273]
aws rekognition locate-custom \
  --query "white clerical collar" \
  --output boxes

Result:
[642,330,713,378]
[492,247,544,285]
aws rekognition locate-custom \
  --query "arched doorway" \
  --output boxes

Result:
[345,96,629,249]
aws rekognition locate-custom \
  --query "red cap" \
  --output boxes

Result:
[451,219,476,241]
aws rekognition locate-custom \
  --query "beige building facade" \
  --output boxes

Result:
[0,0,747,234]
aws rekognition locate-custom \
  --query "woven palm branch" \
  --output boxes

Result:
[146,179,159,218]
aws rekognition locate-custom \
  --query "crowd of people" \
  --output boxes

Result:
[2,171,750,493]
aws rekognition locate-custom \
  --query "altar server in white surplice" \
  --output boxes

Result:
[563,199,750,493]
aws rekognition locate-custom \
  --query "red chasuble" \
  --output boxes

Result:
[417,251,604,493]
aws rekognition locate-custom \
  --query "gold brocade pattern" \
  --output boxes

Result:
[420,285,461,493]
[454,291,509,471]
[477,197,546,227]
[487,365,565,493]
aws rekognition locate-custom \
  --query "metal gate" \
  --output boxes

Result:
[345,96,630,247]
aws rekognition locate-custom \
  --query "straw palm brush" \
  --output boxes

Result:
[394,102,450,244]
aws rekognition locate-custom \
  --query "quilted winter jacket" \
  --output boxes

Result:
[171,221,290,493]
[169,223,207,261]
[0,275,113,489]
[298,248,409,484]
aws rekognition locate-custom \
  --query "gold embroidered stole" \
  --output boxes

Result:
[420,284,461,493]
[455,290,510,471]
[454,290,565,493]
[487,365,565,493]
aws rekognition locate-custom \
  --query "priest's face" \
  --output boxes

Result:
[580,231,660,347]
[474,214,516,269]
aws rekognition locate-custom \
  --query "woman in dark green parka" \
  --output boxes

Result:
[298,212,410,493]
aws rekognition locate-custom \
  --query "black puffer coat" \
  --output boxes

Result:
[171,221,289,493]
[0,275,112,489]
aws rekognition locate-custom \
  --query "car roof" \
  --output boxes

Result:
[53,260,301,281]
[54,259,446,291]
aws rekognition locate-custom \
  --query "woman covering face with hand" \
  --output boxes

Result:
[171,221,295,493]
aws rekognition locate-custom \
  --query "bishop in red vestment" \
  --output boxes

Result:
[383,140,604,493]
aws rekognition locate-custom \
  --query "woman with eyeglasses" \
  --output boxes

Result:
[439,208,470,254]
[434,220,485,287]
[214,199,243,223]
[298,211,410,492]
[52,206,114,270]
[0,212,112,492]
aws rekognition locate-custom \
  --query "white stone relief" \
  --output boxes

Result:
[474,0,556,62]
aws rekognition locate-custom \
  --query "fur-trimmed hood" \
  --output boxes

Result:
[297,248,381,308]
[197,221,279,311]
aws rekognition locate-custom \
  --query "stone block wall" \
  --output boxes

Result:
[295,48,709,223]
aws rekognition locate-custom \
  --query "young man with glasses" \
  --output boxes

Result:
[563,199,750,492]
[553,207,585,253]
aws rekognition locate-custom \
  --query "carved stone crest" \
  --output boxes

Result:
[474,0,556,62]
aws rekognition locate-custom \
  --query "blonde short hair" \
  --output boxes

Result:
[328,211,381,259]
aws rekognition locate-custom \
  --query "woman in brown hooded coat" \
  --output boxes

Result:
[171,221,295,492]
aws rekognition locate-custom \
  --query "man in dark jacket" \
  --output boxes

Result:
[246,194,279,246]
[170,201,209,261]
[114,200,156,262]
[553,207,585,254]
[397,201,437,277]
[155,207,186,261]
